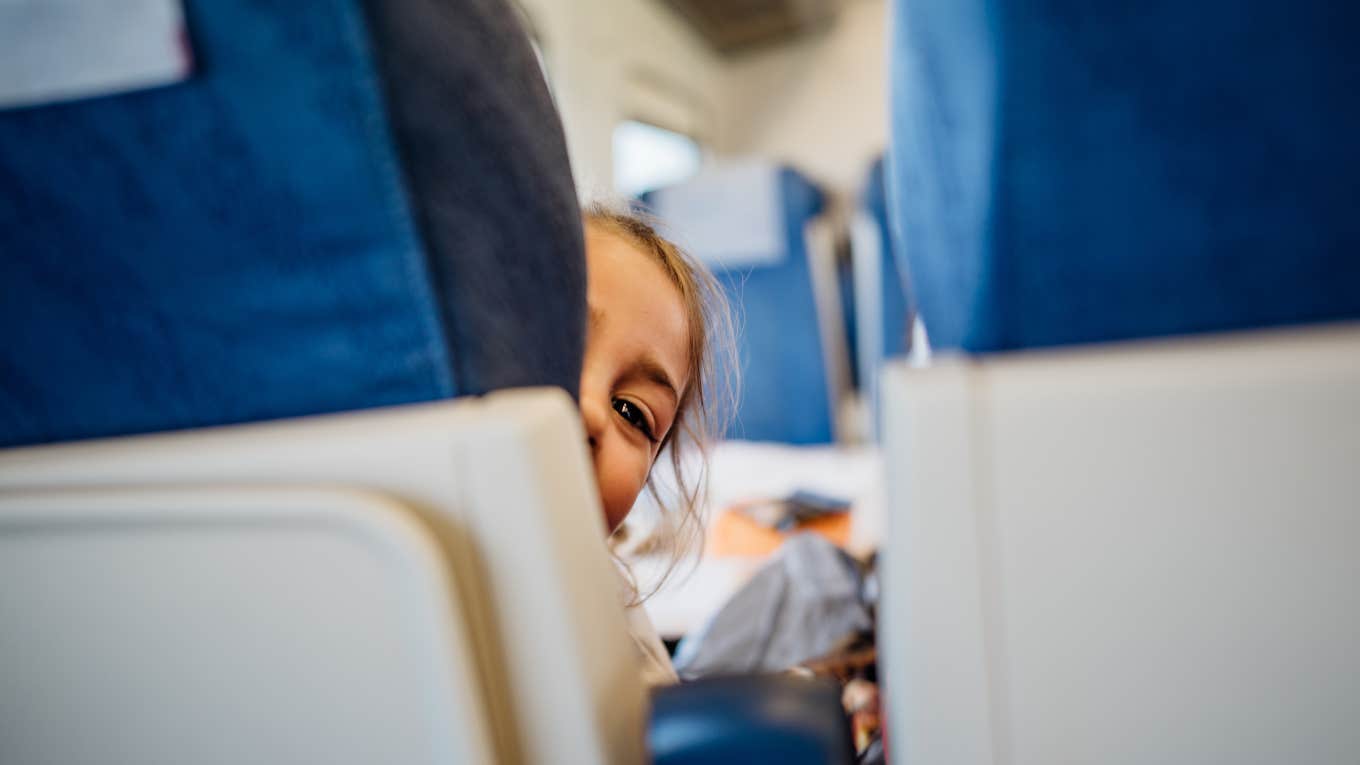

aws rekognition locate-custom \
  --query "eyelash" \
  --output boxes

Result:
[612,398,658,443]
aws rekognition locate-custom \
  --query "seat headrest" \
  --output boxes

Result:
[646,162,833,444]
[0,0,584,448]
[889,0,1360,352]
[648,160,823,270]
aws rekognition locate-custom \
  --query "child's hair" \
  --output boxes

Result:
[583,201,737,604]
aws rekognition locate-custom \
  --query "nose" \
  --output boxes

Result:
[579,390,605,453]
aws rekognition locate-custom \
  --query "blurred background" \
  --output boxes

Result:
[518,0,887,221]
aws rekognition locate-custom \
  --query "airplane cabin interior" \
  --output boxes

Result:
[1,1,1357,763]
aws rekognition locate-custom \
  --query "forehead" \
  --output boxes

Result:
[584,224,692,390]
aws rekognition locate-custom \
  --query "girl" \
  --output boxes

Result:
[578,203,734,685]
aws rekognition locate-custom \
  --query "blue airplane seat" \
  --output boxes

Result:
[0,2,850,760]
[0,0,584,449]
[651,675,854,765]
[648,163,838,444]
[888,0,1360,353]
[880,4,1360,761]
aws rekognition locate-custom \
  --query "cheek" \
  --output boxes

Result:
[593,442,652,533]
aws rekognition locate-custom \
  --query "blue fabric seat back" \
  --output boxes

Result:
[0,0,585,449]
[648,165,832,444]
[889,0,1360,353]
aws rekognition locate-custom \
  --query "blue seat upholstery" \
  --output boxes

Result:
[650,675,854,765]
[0,0,585,448]
[648,165,834,444]
[888,0,1360,353]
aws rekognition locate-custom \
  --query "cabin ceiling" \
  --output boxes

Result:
[659,0,844,55]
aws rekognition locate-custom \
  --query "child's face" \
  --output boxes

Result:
[580,224,691,533]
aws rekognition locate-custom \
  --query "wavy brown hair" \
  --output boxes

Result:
[583,202,737,604]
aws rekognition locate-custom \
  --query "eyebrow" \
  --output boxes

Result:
[589,304,682,405]
[633,356,681,406]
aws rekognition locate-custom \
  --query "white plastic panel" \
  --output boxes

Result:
[0,487,490,765]
[882,323,1360,765]
[0,390,647,765]
[880,361,997,765]
[0,0,191,110]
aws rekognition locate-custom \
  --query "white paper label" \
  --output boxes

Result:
[0,0,191,110]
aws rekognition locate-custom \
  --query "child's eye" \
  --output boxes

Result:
[612,398,657,443]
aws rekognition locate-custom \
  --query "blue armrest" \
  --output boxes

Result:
[649,675,855,765]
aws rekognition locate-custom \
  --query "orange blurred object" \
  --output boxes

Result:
[707,502,852,557]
